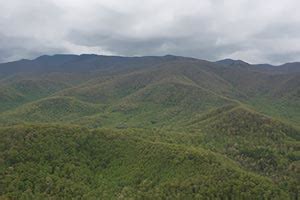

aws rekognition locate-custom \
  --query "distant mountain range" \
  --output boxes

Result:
[0,54,299,199]
[1,54,300,74]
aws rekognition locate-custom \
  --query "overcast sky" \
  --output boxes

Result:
[1,0,300,64]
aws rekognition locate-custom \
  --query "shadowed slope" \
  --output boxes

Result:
[0,97,104,125]
[0,79,69,112]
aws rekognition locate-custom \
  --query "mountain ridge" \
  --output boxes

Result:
[0,53,299,199]
[1,54,300,71]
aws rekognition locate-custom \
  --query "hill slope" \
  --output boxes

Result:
[0,125,290,199]
[0,54,299,199]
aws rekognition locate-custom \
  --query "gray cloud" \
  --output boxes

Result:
[0,0,300,64]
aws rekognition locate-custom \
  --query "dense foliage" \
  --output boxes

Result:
[0,55,299,199]
[0,125,291,199]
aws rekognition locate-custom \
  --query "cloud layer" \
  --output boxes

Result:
[1,0,300,64]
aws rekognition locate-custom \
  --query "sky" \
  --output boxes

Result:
[1,0,300,64]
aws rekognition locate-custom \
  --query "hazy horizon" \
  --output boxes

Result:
[2,53,300,67]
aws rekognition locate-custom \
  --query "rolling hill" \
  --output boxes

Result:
[0,54,299,199]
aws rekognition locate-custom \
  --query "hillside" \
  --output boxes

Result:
[0,125,290,199]
[0,54,299,199]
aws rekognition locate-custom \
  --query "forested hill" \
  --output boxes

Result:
[0,54,299,199]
